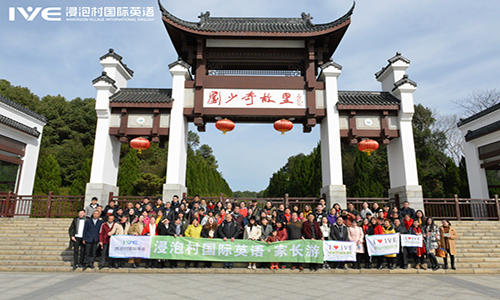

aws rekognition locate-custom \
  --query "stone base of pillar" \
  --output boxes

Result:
[163,184,188,202]
[389,185,424,212]
[320,185,347,210]
[85,183,119,207]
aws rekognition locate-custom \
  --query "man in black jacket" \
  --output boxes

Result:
[329,216,349,269]
[312,204,327,223]
[68,209,87,270]
[400,201,416,220]
[393,218,408,269]
[218,214,240,269]
[156,218,175,268]
[82,210,104,270]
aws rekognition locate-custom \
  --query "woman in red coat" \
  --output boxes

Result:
[367,218,384,269]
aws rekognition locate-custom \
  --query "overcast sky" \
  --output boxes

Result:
[2,1,500,192]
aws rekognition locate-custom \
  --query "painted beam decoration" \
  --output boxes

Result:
[204,89,306,108]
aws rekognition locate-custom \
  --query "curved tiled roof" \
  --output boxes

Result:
[392,74,417,91]
[92,72,117,89]
[457,102,500,127]
[338,91,401,106]
[0,94,47,123]
[159,0,354,34]
[375,52,411,79]
[110,88,173,103]
[0,114,41,137]
[464,120,500,141]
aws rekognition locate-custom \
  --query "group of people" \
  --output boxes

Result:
[69,195,458,271]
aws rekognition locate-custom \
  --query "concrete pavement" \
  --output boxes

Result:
[2,273,500,300]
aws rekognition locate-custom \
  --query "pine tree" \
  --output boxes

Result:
[117,150,141,196]
[443,158,461,197]
[458,156,470,198]
[33,155,62,195]
[69,158,92,195]
[351,151,385,197]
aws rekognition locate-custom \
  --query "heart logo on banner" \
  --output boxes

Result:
[377,239,383,244]
[333,245,339,250]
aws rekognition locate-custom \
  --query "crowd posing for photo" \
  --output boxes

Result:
[69,195,458,271]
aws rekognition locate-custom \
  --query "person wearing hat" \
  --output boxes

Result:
[243,216,262,269]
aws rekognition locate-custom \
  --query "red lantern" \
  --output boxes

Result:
[358,139,379,156]
[130,137,151,154]
[215,118,235,135]
[273,119,293,135]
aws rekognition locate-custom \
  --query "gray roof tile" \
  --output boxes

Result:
[110,88,173,103]
[92,72,117,89]
[99,49,134,77]
[464,120,500,141]
[375,52,411,79]
[392,74,417,91]
[0,94,47,123]
[159,0,354,33]
[320,60,342,70]
[168,58,191,70]
[338,91,401,106]
[457,102,500,127]
[0,114,41,137]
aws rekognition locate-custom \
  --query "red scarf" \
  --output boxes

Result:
[217,214,225,226]
[412,226,426,256]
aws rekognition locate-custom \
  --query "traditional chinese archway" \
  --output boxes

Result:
[85,2,424,212]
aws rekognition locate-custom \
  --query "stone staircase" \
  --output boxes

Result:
[0,218,498,273]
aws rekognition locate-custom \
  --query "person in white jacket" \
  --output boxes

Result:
[243,216,262,269]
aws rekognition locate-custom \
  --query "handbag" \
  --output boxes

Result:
[436,247,446,258]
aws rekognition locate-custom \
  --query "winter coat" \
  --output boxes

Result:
[423,224,440,251]
[330,223,349,241]
[439,226,458,255]
[201,226,218,238]
[277,228,288,241]
[157,222,176,236]
[326,213,338,225]
[84,204,98,218]
[320,223,330,240]
[408,226,426,255]
[348,226,364,253]
[260,224,273,241]
[243,224,262,240]
[312,210,327,223]
[128,222,144,236]
[141,223,158,236]
[302,220,323,240]
[382,225,397,258]
[82,218,104,243]
[360,208,373,219]
[98,222,116,244]
[218,220,240,239]
[184,224,203,238]
[109,221,130,235]
[400,207,416,219]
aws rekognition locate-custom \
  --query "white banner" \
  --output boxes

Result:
[204,88,306,108]
[401,234,423,247]
[366,234,400,256]
[323,241,357,262]
[109,235,152,258]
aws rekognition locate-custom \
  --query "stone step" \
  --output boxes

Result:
[0,250,73,255]
[0,255,72,261]
[0,245,68,251]
[0,233,69,238]
[455,257,500,262]
[2,237,72,242]
[455,252,500,257]
[2,241,69,246]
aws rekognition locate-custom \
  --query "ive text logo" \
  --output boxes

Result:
[9,7,61,21]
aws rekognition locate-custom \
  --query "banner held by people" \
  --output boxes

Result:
[401,234,423,247]
[323,241,356,262]
[366,233,400,256]
[109,235,152,258]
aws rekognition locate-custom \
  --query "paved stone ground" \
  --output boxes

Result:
[2,273,500,300]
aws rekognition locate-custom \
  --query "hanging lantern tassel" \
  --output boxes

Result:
[273,119,293,135]
[215,118,235,135]
[130,137,151,154]
[357,139,379,156]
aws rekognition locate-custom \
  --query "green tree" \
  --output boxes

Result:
[133,173,164,196]
[69,158,92,195]
[117,149,141,196]
[197,144,218,169]
[458,156,470,198]
[350,150,385,197]
[33,155,61,195]
[443,158,461,197]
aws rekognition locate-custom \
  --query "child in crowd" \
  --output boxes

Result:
[266,229,280,269]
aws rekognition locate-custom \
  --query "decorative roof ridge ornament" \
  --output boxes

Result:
[301,12,313,26]
[0,94,47,123]
[198,11,210,26]
[392,74,417,91]
[92,71,118,89]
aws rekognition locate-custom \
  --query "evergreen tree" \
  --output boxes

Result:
[443,158,461,198]
[117,150,141,196]
[133,173,164,196]
[33,155,61,195]
[458,156,470,198]
[69,158,92,195]
[350,151,385,197]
